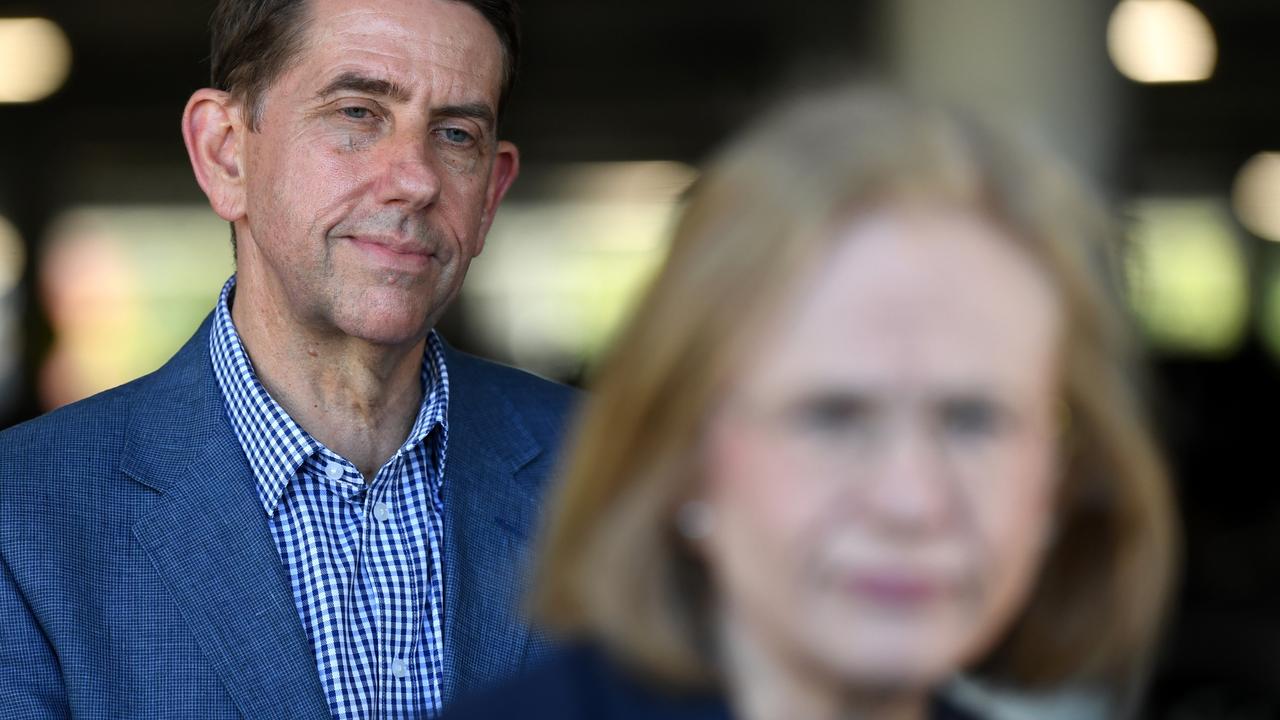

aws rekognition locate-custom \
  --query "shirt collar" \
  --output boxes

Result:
[209,275,450,516]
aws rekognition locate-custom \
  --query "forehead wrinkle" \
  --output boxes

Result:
[291,0,504,108]
[320,6,498,69]
[307,38,498,111]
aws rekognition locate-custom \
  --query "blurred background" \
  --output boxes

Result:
[0,0,1275,715]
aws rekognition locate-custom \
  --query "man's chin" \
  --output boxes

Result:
[331,304,437,349]
[327,283,448,345]
[347,322,433,349]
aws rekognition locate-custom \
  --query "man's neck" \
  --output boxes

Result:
[231,281,426,482]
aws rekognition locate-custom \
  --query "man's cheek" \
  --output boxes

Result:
[441,152,480,176]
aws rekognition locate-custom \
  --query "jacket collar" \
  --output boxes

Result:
[119,316,551,711]
[438,342,546,700]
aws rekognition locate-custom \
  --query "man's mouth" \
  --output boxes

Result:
[344,235,434,272]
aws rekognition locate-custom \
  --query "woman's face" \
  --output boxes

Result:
[698,205,1064,691]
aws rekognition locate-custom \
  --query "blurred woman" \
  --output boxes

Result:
[446,88,1177,720]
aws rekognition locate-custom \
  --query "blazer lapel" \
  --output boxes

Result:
[124,317,330,719]
[440,348,545,702]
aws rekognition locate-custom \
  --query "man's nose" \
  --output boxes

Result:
[376,134,442,212]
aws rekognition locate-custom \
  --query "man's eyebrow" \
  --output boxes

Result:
[435,102,496,131]
[315,72,412,103]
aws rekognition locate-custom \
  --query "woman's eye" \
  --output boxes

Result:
[794,396,868,434]
[942,399,1003,437]
[340,106,373,120]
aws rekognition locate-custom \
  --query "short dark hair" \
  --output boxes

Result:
[209,0,521,131]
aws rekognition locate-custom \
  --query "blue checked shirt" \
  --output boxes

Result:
[209,276,450,719]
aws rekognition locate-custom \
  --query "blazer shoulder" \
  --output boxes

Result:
[0,374,159,536]
[0,314,215,493]
[444,346,582,424]
[0,373,148,470]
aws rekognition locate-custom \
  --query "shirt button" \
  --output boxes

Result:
[390,659,408,679]
[373,502,390,522]
[324,462,344,481]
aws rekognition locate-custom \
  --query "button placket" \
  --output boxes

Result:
[323,460,344,481]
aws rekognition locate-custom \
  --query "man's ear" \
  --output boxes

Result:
[476,140,520,252]
[182,88,247,223]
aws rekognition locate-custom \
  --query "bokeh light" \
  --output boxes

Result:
[1232,151,1280,243]
[0,215,22,417]
[39,206,232,409]
[1259,260,1280,362]
[1126,197,1247,355]
[461,161,696,378]
[0,214,24,294]
[0,18,72,103]
[1107,0,1216,84]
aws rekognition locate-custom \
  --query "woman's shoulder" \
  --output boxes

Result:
[441,645,583,720]
[933,695,986,720]
[443,643,732,720]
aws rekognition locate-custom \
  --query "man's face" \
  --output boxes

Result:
[236,0,513,345]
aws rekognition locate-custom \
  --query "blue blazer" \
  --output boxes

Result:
[0,315,577,718]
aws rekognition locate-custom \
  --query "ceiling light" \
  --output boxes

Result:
[1232,152,1280,242]
[0,18,72,103]
[1107,0,1216,83]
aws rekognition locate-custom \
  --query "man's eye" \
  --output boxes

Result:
[439,127,474,145]
[339,106,373,120]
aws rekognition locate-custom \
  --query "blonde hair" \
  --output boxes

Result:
[531,87,1178,702]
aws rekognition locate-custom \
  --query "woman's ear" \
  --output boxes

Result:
[182,88,247,223]
[676,499,716,542]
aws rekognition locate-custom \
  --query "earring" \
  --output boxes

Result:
[676,500,715,540]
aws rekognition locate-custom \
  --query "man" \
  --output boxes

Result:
[0,0,575,717]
